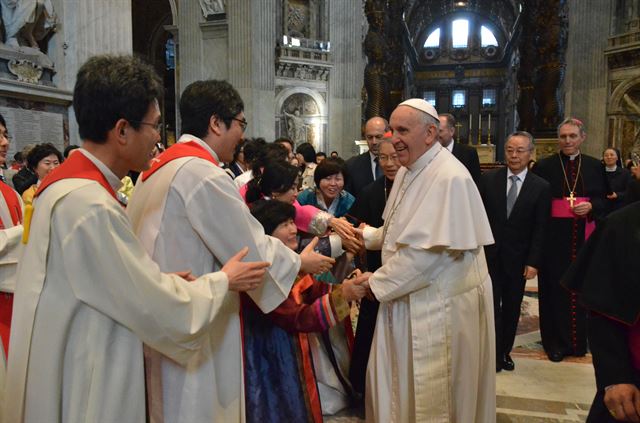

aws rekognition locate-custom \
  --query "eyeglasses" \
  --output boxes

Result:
[378,154,399,163]
[129,120,163,133]
[232,117,248,133]
[505,148,532,155]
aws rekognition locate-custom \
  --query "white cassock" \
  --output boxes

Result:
[0,186,23,421]
[4,149,232,423]
[364,143,496,422]
[126,135,299,423]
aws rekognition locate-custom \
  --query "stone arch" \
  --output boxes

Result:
[275,87,327,152]
[609,76,640,114]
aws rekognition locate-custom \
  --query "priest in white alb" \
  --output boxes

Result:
[359,99,496,422]
[126,79,335,423]
[3,55,270,423]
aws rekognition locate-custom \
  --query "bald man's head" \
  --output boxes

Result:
[364,117,389,156]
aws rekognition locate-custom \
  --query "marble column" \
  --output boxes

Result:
[54,0,133,145]
[328,0,366,157]
[227,0,277,140]
[564,0,609,157]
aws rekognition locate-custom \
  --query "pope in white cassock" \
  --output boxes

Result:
[3,56,271,423]
[360,99,496,422]
[126,79,334,423]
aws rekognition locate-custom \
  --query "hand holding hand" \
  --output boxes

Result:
[607,192,618,200]
[329,217,356,239]
[222,247,271,292]
[604,384,640,422]
[300,237,336,275]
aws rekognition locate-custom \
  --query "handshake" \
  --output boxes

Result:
[340,269,374,302]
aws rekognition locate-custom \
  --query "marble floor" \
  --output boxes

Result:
[326,282,596,422]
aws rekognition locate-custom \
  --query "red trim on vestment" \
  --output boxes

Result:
[0,182,22,228]
[141,141,219,182]
[36,151,119,203]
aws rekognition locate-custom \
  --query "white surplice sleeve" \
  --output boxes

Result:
[59,202,230,366]
[363,225,384,251]
[369,246,457,302]
[184,164,299,313]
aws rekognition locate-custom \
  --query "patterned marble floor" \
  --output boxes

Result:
[325,282,596,422]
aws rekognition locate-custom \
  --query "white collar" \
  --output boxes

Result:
[605,165,617,172]
[407,142,442,172]
[78,149,123,191]
[178,133,221,162]
[507,167,527,181]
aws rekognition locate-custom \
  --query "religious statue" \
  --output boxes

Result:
[363,0,391,120]
[1,0,56,51]
[199,0,225,18]
[284,109,307,145]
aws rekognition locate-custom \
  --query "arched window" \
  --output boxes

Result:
[424,28,441,48]
[481,26,498,47]
[451,19,469,48]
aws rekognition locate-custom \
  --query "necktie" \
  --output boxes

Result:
[506,175,518,218]
[374,157,382,179]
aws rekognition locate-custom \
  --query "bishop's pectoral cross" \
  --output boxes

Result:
[566,191,576,208]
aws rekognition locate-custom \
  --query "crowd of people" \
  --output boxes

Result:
[0,53,636,422]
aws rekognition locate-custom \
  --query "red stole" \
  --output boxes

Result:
[0,182,22,229]
[36,151,120,203]
[141,141,219,182]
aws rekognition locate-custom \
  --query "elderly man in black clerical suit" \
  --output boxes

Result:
[438,113,481,185]
[532,118,608,363]
[345,116,388,197]
[479,131,551,372]
[347,138,401,401]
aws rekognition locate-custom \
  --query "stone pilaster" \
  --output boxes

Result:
[328,0,366,157]
[227,0,277,140]
[54,0,133,144]
[564,0,609,157]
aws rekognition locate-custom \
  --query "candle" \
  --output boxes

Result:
[477,114,482,145]
[469,113,472,138]
[488,113,491,134]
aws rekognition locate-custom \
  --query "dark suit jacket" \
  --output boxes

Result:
[345,152,376,198]
[349,177,388,271]
[452,142,481,185]
[479,167,551,279]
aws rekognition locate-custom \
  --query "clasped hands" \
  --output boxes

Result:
[341,269,375,302]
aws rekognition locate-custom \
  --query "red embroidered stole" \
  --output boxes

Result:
[141,141,219,182]
[0,182,22,228]
[36,151,119,202]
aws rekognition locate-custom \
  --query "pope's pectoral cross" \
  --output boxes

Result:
[566,191,576,208]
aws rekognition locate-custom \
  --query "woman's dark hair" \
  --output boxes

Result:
[250,142,288,174]
[296,142,316,164]
[249,199,296,236]
[0,113,6,129]
[313,157,348,188]
[73,55,163,143]
[231,139,246,164]
[246,158,299,204]
[63,145,81,158]
[27,143,63,172]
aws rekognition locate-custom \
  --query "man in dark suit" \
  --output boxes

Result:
[479,131,551,372]
[345,116,388,197]
[438,113,481,184]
